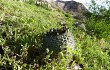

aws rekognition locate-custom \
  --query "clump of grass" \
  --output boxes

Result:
[85,16,110,40]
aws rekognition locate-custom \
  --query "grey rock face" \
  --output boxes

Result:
[54,1,88,21]
[55,1,88,15]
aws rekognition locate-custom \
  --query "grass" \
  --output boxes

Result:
[0,0,110,70]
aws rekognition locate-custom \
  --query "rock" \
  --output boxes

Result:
[54,0,88,15]
[67,63,83,70]
[72,64,82,70]
[54,0,88,21]
[42,27,75,66]
[73,21,87,31]
[59,19,67,26]
[42,27,75,52]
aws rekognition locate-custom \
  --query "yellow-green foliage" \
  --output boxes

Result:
[0,0,110,70]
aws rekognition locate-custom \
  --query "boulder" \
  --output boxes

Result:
[42,27,75,53]
[42,27,75,66]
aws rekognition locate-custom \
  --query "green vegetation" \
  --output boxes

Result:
[0,0,110,70]
[85,0,110,40]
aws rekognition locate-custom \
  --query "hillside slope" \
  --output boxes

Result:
[0,0,110,70]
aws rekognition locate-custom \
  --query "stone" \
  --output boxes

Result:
[42,27,75,66]
[74,21,87,31]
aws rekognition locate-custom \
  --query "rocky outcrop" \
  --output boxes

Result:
[54,0,88,21]
[55,1,88,15]
[35,0,88,20]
